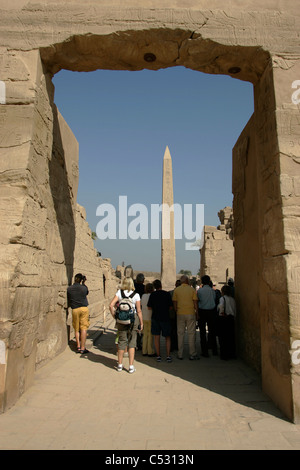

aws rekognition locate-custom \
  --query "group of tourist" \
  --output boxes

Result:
[109,272,236,374]
[67,271,236,374]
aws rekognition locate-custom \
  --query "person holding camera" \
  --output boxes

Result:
[67,273,90,354]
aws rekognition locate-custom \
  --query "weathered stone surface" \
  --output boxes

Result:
[0,49,118,411]
[200,207,234,287]
[161,146,176,291]
[72,203,119,328]
[0,0,299,424]
[0,2,297,83]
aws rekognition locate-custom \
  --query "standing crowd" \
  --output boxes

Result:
[67,271,236,374]
[109,273,236,373]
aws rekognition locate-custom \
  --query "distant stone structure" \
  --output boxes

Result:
[199,207,234,287]
[116,265,161,286]
[134,270,161,285]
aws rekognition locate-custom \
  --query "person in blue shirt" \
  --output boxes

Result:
[197,275,217,357]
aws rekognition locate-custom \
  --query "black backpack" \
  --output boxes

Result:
[115,290,136,325]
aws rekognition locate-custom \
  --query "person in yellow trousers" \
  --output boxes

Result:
[67,273,90,354]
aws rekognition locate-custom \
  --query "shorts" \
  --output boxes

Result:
[151,318,171,337]
[72,306,90,332]
[117,313,139,350]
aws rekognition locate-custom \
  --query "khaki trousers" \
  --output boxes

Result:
[177,313,196,358]
[142,320,154,355]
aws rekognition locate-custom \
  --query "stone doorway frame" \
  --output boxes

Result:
[0,4,299,423]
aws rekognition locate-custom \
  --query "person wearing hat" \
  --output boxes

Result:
[67,273,90,354]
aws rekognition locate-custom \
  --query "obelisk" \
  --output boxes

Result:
[161,146,176,291]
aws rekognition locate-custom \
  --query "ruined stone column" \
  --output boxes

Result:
[160,146,176,291]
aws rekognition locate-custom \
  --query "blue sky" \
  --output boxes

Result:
[52,67,254,275]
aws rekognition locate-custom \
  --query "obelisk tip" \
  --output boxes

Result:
[163,146,171,159]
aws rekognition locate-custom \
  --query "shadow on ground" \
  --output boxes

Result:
[69,335,118,371]
[78,326,288,422]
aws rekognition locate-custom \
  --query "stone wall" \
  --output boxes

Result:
[0,52,76,410]
[233,115,261,372]
[253,60,300,421]
[0,0,299,422]
[0,54,118,411]
[71,204,119,337]
[199,207,234,287]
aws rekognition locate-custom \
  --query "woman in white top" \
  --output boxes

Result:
[217,285,236,360]
[218,288,236,317]
[109,277,143,373]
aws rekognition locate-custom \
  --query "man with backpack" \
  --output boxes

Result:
[109,276,143,374]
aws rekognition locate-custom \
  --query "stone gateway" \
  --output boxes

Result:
[0,0,299,423]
